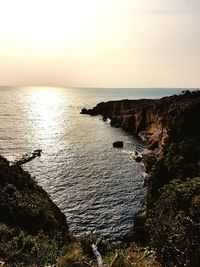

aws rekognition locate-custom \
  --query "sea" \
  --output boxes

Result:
[0,87,190,239]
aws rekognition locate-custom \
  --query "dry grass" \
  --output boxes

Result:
[59,243,162,267]
[104,245,162,267]
[58,242,90,267]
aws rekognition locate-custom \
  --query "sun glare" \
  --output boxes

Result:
[0,0,199,87]
[0,0,102,54]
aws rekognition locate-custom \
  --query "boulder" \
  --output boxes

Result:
[113,141,123,148]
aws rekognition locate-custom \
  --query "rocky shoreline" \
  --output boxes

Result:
[81,90,200,266]
[81,90,199,150]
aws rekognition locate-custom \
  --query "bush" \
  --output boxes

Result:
[58,243,86,267]
[148,178,200,266]
[147,138,200,206]
[0,156,70,265]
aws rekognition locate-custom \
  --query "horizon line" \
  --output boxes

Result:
[0,85,199,90]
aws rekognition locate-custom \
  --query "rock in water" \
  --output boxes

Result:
[80,107,98,116]
[103,116,107,121]
[113,141,123,148]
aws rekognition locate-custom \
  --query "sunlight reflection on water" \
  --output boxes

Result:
[26,87,66,147]
[1,86,177,239]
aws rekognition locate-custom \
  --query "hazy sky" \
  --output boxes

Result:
[0,0,200,87]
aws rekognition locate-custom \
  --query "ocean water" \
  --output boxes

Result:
[0,86,188,239]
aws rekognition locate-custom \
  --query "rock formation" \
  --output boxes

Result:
[81,90,200,149]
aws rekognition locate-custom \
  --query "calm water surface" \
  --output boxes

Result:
[0,87,186,238]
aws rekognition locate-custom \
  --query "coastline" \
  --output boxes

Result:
[81,90,200,266]
[1,90,199,266]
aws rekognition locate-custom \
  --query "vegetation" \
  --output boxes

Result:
[58,241,162,267]
[146,91,200,201]
[0,156,70,266]
[0,225,64,266]
[148,178,200,266]
[139,91,200,266]
[0,156,162,266]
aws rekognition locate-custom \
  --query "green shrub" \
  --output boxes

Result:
[148,178,200,266]
[6,230,60,266]
[0,156,70,265]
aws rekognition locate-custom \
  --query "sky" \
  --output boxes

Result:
[0,0,200,88]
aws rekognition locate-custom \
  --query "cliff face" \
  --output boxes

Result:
[81,90,200,266]
[81,91,200,149]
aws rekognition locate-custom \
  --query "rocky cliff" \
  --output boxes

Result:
[81,90,200,149]
[82,90,200,266]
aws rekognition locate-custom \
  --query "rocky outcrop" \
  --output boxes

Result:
[81,90,200,267]
[81,90,200,148]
